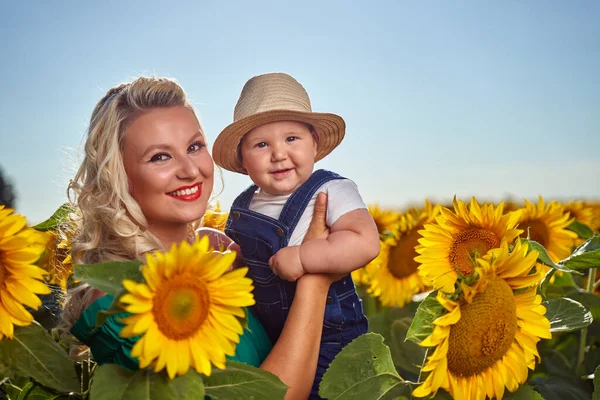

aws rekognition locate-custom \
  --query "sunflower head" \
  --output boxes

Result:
[368,204,401,244]
[366,200,440,308]
[517,196,577,263]
[119,235,255,379]
[0,206,50,340]
[415,197,522,293]
[413,240,550,399]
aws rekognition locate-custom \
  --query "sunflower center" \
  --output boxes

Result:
[446,277,517,377]
[387,227,421,279]
[519,219,549,247]
[449,228,500,276]
[152,275,210,340]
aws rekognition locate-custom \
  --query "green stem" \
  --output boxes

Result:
[577,267,596,374]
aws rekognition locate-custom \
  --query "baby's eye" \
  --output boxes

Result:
[149,153,171,162]
[256,142,267,148]
[286,136,298,142]
[188,141,205,153]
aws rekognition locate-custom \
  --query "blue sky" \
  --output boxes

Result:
[0,1,598,223]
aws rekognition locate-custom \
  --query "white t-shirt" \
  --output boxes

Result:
[249,179,367,246]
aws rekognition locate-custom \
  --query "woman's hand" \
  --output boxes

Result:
[303,192,330,243]
[300,193,344,284]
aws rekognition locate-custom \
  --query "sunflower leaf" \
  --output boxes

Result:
[559,235,600,270]
[532,376,593,400]
[319,333,411,400]
[567,220,594,240]
[405,291,444,344]
[503,384,544,399]
[73,260,143,295]
[203,360,287,399]
[32,203,73,232]
[593,364,600,400]
[520,239,581,274]
[90,364,205,400]
[544,297,593,332]
[0,323,80,393]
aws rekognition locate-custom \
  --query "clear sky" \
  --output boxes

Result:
[1,1,598,223]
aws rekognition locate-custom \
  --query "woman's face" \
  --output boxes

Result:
[122,106,214,232]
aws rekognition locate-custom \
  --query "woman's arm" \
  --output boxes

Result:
[259,193,337,399]
[259,274,330,399]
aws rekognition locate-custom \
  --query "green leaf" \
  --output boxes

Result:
[504,384,543,399]
[567,220,594,240]
[593,364,600,400]
[16,382,61,400]
[203,360,287,399]
[73,260,143,295]
[544,297,593,333]
[32,203,73,232]
[319,333,411,400]
[405,291,445,344]
[560,235,600,270]
[0,324,79,393]
[89,364,205,400]
[169,370,206,400]
[388,317,426,376]
[533,376,592,400]
[541,270,579,299]
[521,239,580,274]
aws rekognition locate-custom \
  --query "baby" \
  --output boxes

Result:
[212,72,380,399]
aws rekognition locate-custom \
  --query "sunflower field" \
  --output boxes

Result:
[1,196,600,399]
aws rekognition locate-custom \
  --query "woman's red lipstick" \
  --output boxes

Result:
[166,183,202,201]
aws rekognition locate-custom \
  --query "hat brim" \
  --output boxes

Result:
[212,110,345,174]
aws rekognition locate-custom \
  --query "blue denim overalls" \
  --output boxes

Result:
[225,169,368,399]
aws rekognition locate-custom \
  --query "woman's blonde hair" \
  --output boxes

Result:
[62,76,204,341]
[69,76,202,264]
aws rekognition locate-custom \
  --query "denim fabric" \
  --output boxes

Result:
[225,169,368,399]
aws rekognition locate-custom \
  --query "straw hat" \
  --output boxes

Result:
[212,72,345,174]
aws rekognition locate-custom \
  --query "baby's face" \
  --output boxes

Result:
[240,120,317,196]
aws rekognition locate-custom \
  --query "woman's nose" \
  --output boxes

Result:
[177,155,200,179]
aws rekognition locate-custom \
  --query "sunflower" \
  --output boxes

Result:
[351,267,371,287]
[367,201,441,307]
[585,201,600,231]
[415,197,522,293]
[0,206,50,340]
[202,202,229,232]
[563,200,595,229]
[517,196,577,263]
[368,204,401,245]
[38,230,74,291]
[119,235,255,379]
[413,240,551,399]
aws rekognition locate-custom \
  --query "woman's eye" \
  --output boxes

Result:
[149,153,170,162]
[256,142,267,148]
[188,141,205,153]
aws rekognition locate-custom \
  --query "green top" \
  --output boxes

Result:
[71,295,273,369]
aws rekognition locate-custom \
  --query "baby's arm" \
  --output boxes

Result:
[298,208,380,274]
[269,208,380,280]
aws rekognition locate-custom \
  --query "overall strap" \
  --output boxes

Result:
[278,169,344,234]
[231,184,259,209]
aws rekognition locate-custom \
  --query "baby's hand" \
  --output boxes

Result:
[269,246,305,282]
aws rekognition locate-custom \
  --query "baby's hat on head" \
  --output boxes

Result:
[212,72,345,174]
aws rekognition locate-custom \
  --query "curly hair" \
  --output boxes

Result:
[68,76,203,265]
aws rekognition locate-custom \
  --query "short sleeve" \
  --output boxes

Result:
[323,179,367,227]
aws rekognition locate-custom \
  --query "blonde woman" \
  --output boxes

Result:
[62,76,337,399]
